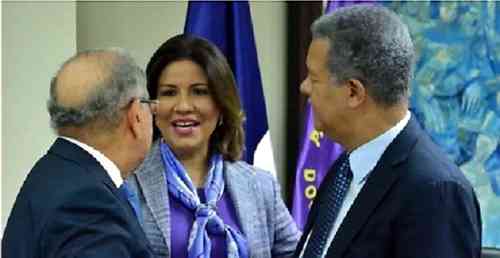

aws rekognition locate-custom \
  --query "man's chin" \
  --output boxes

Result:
[313,122,323,133]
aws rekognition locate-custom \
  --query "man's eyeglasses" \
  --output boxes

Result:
[138,98,159,114]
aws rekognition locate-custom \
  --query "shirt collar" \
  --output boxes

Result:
[60,136,123,187]
[349,111,411,184]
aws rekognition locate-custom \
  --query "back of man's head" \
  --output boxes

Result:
[47,48,147,138]
[312,5,415,107]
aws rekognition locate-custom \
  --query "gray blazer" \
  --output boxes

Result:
[127,142,300,258]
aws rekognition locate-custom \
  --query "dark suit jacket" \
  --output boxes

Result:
[2,138,154,258]
[294,117,482,258]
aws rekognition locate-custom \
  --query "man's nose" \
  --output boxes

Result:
[300,78,310,95]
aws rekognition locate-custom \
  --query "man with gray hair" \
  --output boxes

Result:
[2,49,158,258]
[295,5,481,258]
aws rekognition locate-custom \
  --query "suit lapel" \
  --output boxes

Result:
[224,162,259,256]
[326,117,420,258]
[106,180,152,243]
[135,143,172,250]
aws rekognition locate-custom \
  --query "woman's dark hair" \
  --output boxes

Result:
[146,34,244,161]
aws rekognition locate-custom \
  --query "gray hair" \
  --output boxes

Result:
[47,48,148,131]
[311,5,415,106]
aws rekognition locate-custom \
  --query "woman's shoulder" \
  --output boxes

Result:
[223,160,277,191]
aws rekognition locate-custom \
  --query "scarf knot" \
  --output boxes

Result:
[196,203,216,218]
[159,141,249,258]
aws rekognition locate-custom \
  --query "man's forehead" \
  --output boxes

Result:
[307,38,330,72]
[310,37,330,49]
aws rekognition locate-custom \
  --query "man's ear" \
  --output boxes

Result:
[346,79,367,108]
[127,99,143,139]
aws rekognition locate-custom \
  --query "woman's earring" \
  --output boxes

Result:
[218,116,223,127]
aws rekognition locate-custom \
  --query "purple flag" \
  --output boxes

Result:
[291,0,375,230]
[291,105,343,229]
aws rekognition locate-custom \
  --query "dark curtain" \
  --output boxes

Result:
[285,2,322,206]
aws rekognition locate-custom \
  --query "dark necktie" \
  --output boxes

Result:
[119,181,143,224]
[302,155,353,258]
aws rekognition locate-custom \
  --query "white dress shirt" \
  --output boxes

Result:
[61,136,123,188]
[300,111,411,258]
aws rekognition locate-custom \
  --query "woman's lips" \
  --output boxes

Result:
[171,120,200,136]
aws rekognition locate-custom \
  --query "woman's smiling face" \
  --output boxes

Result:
[155,59,220,157]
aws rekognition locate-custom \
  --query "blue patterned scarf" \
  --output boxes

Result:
[159,141,248,258]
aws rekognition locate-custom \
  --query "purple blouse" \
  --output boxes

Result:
[169,188,243,258]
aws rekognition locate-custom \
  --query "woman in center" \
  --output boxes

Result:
[127,34,300,258]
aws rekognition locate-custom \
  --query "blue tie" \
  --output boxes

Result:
[302,155,353,258]
[119,182,143,224]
